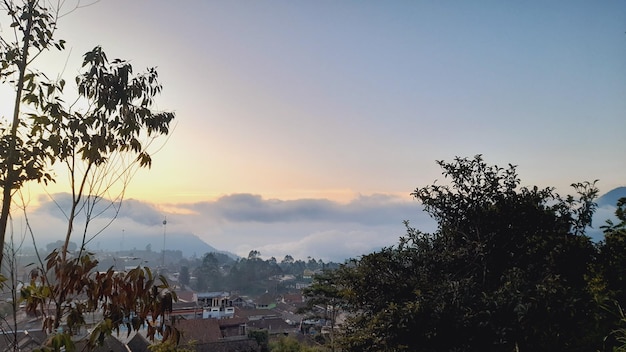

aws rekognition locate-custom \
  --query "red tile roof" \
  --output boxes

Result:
[177,319,222,344]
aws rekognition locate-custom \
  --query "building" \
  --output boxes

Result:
[197,292,235,319]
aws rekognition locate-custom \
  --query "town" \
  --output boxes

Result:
[0,245,342,351]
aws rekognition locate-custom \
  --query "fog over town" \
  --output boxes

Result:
[21,187,621,262]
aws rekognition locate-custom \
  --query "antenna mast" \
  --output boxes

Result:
[162,217,167,267]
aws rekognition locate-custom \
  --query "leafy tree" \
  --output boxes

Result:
[599,197,626,307]
[612,305,626,352]
[209,251,235,266]
[1,1,176,349]
[248,250,261,260]
[22,261,179,350]
[221,251,283,295]
[301,270,346,352]
[327,156,602,351]
[0,0,64,265]
[269,336,326,352]
[248,330,269,352]
[1,0,173,262]
[281,255,294,265]
[193,253,221,291]
[595,197,626,349]
[148,339,195,352]
[279,255,308,277]
[306,257,319,271]
[179,265,190,287]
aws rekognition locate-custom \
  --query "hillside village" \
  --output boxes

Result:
[1,1,625,351]
[0,247,337,352]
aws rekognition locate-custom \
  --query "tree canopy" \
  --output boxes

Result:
[0,1,177,350]
[307,155,622,351]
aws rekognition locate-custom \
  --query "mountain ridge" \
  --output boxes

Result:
[596,186,626,208]
[81,231,239,260]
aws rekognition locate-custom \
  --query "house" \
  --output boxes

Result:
[281,293,304,305]
[176,319,223,345]
[218,318,248,338]
[171,301,204,319]
[197,292,235,319]
[247,317,299,336]
[0,330,47,352]
[302,269,315,279]
[126,332,151,352]
[230,295,254,309]
[197,292,232,308]
[255,292,276,310]
[176,317,248,345]
[75,335,129,352]
[234,307,282,321]
[176,290,197,303]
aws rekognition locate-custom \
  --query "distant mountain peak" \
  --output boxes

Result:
[597,187,626,208]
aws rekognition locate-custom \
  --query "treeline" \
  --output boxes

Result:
[178,251,340,296]
[303,156,626,352]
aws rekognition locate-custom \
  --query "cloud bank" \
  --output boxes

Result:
[21,193,435,262]
[17,188,622,263]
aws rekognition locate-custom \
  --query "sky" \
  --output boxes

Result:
[2,0,626,261]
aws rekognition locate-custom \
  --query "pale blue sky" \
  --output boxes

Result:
[41,0,624,205]
[5,1,625,260]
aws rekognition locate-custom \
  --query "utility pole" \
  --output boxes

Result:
[162,217,167,267]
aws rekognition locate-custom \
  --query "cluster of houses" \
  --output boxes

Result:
[0,272,332,352]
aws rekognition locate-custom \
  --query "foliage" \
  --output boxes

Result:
[599,197,626,307]
[269,336,327,352]
[184,250,340,295]
[249,330,270,352]
[179,265,190,286]
[224,252,283,295]
[314,155,604,351]
[193,252,221,291]
[612,304,626,352]
[301,270,345,352]
[0,0,66,266]
[0,0,174,264]
[1,1,176,350]
[595,197,626,350]
[149,339,195,352]
[21,252,179,351]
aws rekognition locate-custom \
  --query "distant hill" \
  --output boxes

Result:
[587,186,625,241]
[87,232,239,260]
[596,187,626,208]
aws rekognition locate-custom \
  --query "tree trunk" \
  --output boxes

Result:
[0,0,36,267]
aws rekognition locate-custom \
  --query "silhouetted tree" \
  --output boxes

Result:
[179,265,190,287]
[1,2,176,350]
[194,253,221,291]
[321,156,603,351]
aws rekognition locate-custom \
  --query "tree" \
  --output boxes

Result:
[281,255,294,265]
[599,197,626,306]
[247,330,269,352]
[301,270,346,352]
[0,0,65,266]
[325,156,602,351]
[1,1,177,349]
[595,197,626,350]
[1,0,174,263]
[179,265,190,287]
[269,336,326,352]
[22,260,179,349]
[193,253,221,291]
[248,250,261,260]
